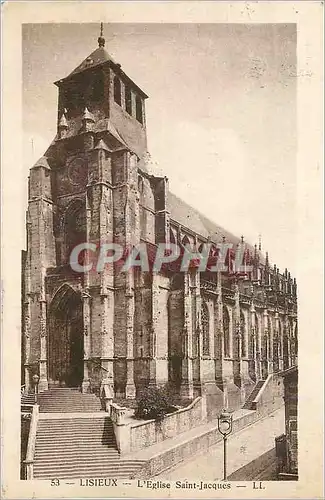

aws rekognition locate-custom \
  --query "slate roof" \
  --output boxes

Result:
[167,191,261,259]
[55,46,148,98]
[67,47,116,78]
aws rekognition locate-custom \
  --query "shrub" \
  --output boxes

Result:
[134,385,176,421]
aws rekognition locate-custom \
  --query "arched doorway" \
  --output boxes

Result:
[48,286,84,387]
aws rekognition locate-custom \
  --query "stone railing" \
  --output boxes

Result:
[251,373,284,416]
[23,404,39,480]
[201,280,218,295]
[101,383,114,413]
[114,396,207,455]
[110,402,129,454]
[222,286,235,301]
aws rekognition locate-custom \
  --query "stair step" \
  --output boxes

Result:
[35,452,119,459]
[34,463,144,472]
[33,457,127,466]
[34,472,137,479]
[31,390,145,480]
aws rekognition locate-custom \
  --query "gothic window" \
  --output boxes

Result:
[268,316,272,359]
[181,235,191,249]
[201,302,210,356]
[255,313,259,356]
[169,228,176,245]
[114,76,121,105]
[278,320,282,356]
[223,305,230,358]
[240,311,246,357]
[64,201,86,265]
[138,175,144,195]
[136,95,143,124]
[125,85,132,115]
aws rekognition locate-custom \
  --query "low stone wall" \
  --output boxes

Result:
[130,397,207,453]
[137,405,284,479]
[253,373,284,417]
[111,397,207,455]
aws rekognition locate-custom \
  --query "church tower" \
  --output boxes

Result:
[22,26,151,396]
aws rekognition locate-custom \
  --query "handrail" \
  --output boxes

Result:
[24,404,39,480]
[88,357,110,373]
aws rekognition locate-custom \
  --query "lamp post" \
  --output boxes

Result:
[217,409,233,481]
[32,374,39,405]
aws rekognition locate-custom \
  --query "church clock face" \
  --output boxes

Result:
[67,157,87,187]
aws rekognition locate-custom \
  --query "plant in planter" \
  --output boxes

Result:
[134,385,176,421]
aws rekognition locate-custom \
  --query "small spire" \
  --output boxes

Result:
[241,235,244,244]
[98,22,105,47]
[82,107,95,122]
[58,112,68,129]
[94,138,111,152]
[265,251,269,267]
[258,233,262,251]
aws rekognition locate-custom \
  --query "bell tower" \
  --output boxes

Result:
[54,23,148,158]
[23,25,149,395]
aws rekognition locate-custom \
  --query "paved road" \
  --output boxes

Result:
[156,408,285,481]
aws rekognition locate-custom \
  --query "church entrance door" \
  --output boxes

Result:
[48,286,84,387]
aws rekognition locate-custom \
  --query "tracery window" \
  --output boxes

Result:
[223,305,230,358]
[201,302,210,356]
[240,311,246,357]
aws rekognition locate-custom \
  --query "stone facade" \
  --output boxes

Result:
[21,35,298,413]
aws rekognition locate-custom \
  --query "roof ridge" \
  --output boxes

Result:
[167,191,261,256]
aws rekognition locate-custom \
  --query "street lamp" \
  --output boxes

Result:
[217,409,233,481]
[32,374,39,405]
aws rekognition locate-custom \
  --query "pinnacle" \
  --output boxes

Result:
[94,139,112,152]
[58,113,68,128]
[82,107,95,122]
[31,156,51,170]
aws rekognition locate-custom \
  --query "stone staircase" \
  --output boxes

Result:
[22,388,146,479]
[33,416,145,479]
[21,387,103,413]
[243,380,265,410]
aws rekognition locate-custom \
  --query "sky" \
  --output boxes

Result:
[22,23,297,274]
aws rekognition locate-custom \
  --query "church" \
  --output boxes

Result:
[21,27,298,415]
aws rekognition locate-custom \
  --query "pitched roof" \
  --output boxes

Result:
[67,46,116,79]
[167,191,261,259]
[55,46,148,98]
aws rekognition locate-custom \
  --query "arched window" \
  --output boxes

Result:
[223,305,230,358]
[113,76,121,105]
[64,200,86,265]
[181,235,191,249]
[138,175,144,195]
[136,95,143,124]
[255,312,259,357]
[278,320,282,357]
[240,311,246,357]
[169,228,176,245]
[125,85,132,115]
[201,302,210,356]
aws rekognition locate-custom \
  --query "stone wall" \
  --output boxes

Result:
[112,397,207,455]
[129,397,207,453]
[253,372,284,417]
